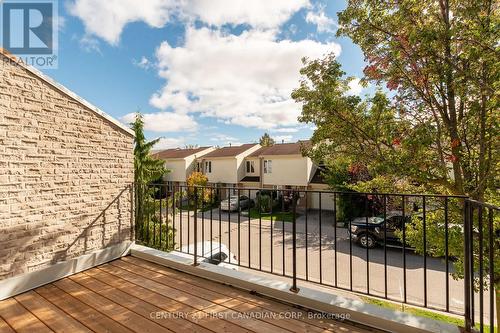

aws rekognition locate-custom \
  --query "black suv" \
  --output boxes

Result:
[349,212,412,249]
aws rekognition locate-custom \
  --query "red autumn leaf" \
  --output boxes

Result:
[387,79,399,90]
[451,139,460,148]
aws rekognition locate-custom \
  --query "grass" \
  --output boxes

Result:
[360,296,496,333]
[248,208,297,222]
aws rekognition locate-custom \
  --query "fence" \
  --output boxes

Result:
[134,182,498,332]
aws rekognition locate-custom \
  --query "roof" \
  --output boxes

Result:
[154,147,211,159]
[202,144,257,158]
[249,141,311,157]
[240,176,260,182]
[310,167,327,184]
[0,48,134,137]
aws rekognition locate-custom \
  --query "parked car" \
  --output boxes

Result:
[220,195,251,211]
[349,212,413,249]
[178,242,238,270]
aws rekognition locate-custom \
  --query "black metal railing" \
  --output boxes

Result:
[463,199,499,333]
[134,182,498,332]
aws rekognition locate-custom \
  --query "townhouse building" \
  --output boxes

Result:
[196,143,261,197]
[239,141,331,209]
[154,146,215,188]
[154,141,333,210]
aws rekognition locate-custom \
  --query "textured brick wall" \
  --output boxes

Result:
[0,54,134,280]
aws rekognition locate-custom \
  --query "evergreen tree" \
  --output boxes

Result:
[259,133,275,146]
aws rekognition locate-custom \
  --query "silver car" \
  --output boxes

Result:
[220,195,251,211]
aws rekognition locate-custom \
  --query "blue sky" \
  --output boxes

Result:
[41,0,367,149]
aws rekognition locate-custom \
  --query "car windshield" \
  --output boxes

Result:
[371,217,385,224]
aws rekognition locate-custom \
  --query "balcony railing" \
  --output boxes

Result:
[134,182,498,333]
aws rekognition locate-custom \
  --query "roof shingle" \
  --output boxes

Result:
[202,144,257,158]
[248,141,310,157]
[154,147,211,159]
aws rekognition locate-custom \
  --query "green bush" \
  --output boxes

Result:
[256,194,273,213]
[141,215,175,251]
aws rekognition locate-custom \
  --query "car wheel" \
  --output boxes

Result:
[358,234,376,249]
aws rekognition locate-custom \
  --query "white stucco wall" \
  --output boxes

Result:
[185,147,216,177]
[205,158,239,184]
[307,158,317,183]
[261,155,310,186]
[236,145,261,182]
[163,159,187,182]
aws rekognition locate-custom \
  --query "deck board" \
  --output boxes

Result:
[69,273,211,333]
[35,284,134,333]
[53,278,171,333]
[14,291,91,333]
[0,297,53,333]
[0,316,15,333]
[84,268,246,333]
[121,256,361,332]
[113,260,332,333]
[0,257,374,333]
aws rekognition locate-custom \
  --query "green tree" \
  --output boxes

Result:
[259,133,275,146]
[292,1,499,326]
[132,113,172,248]
[186,171,213,208]
[336,0,498,201]
[336,3,499,326]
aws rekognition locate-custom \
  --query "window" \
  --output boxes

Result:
[196,162,201,172]
[205,161,212,173]
[246,160,255,173]
[264,160,272,174]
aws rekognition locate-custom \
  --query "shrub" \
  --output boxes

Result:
[256,194,273,213]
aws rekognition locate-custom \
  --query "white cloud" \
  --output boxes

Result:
[210,133,238,143]
[68,0,178,45]
[272,135,293,143]
[209,133,243,146]
[184,0,309,29]
[150,27,341,129]
[121,112,198,132]
[305,7,337,33]
[68,0,309,45]
[133,56,153,70]
[153,137,186,149]
[78,34,101,53]
[271,127,299,133]
[347,77,365,96]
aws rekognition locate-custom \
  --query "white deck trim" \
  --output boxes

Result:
[0,49,134,137]
[0,241,133,300]
[131,244,461,333]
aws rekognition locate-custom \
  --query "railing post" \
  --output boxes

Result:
[290,190,299,293]
[463,199,472,332]
[130,183,135,242]
[193,186,199,266]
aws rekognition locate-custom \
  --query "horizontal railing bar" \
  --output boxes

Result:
[145,183,469,198]
[466,199,500,211]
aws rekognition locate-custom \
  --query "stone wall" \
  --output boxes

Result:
[0,53,134,280]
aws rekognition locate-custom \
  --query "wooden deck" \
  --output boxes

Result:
[0,257,375,333]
